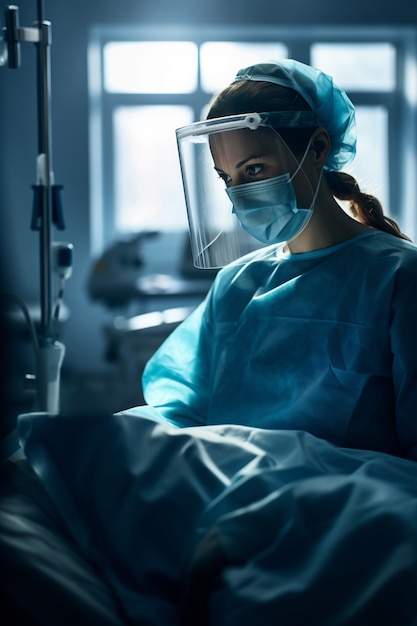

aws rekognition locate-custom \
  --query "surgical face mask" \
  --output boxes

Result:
[226,140,320,245]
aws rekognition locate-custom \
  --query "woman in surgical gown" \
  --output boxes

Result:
[140,59,417,461]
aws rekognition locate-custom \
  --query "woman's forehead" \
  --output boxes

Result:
[210,127,290,169]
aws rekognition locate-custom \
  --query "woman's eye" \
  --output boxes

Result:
[218,172,232,185]
[246,164,263,177]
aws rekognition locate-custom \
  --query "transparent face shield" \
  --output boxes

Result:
[176,111,318,269]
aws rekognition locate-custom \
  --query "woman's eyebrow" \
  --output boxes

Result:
[214,167,227,176]
[235,153,267,169]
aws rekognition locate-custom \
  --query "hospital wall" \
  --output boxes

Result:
[0,0,416,418]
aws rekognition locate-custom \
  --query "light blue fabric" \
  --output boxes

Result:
[233,59,356,171]
[142,231,417,460]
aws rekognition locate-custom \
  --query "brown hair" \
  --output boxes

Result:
[208,80,411,241]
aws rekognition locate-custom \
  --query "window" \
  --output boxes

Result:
[103,42,199,93]
[113,105,193,232]
[89,27,417,255]
[311,43,396,210]
[311,43,396,92]
[199,42,287,93]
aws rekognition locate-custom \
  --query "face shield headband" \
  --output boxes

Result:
[176,111,319,269]
[176,111,319,141]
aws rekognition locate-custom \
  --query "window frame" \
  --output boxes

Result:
[88,25,417,255]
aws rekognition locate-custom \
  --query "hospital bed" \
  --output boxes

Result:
[1,409,417,625]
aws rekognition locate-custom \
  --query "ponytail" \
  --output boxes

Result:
[324,170,411,241]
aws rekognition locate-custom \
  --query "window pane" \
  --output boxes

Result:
[311,43,396,91]
[104,42,198,93]
[344,105,389,211]
[114,106,193,231]
[200,42,288,93]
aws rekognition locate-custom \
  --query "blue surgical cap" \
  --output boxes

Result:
[233,59,356,171]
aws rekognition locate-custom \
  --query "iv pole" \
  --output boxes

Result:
[4,1,68,414]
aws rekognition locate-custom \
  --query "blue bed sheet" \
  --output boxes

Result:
[17,410,417,626]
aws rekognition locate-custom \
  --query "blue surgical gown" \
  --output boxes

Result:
[142,231,417,460]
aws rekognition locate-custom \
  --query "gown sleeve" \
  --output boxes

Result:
[141,300,212,427]
[390,255,417,460]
